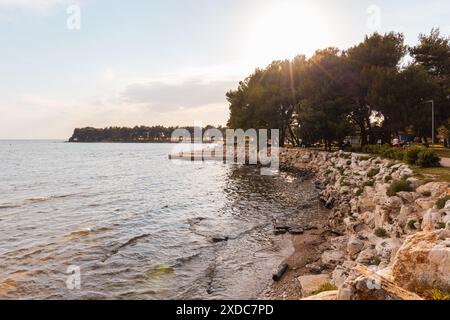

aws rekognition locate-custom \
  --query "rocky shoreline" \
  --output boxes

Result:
[267,148,450,300]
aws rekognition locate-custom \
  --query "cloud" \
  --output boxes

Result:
[120,78,237,112]
[0,0,73,13]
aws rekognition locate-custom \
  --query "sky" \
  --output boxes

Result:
[0,0,449,139]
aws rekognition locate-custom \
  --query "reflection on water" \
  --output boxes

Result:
[0,141,323,300]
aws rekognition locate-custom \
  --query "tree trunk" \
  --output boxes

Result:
[288,125,299,147]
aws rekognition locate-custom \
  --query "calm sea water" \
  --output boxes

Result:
[0,141,320,300]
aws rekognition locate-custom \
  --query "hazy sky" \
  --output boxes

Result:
[0,0,449,139]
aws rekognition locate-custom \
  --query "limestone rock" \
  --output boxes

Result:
[416,182,449,199]
[337,264,423,300]
[421,209,443,231]
[415,198,436,210]
[383,196,403,209]
[356,247,378,265]
[397,192,419,204]
[347,235,365,259]
[321,250,345,269]
[301,290,338,300]
[332,261,356,287]
[297,274,331,297]
[391,230,450,291]
[375,238,402,261]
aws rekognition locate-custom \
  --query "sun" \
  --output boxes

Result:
[245,1,333,66]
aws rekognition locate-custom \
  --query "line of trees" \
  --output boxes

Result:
[227,29,450,150]
[69,125,226,143]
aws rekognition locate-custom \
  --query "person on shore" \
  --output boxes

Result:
[392,137,400,147]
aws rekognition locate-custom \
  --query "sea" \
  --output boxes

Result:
[0,140,321,299]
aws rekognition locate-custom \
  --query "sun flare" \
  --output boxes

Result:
[246,2,333,65]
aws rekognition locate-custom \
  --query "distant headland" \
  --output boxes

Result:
[68,126,226,143]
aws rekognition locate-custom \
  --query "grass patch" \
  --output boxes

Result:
[356,188,364,196]
[413,166,450,182]
[311,282,338,295]
[431,146,450,158]
[411,282,450,300]
[384,175,393,183]
[374,227,388,238]
[387,180,413,197]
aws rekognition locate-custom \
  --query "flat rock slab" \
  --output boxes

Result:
[302,290,338,300]
[297,274,331,298]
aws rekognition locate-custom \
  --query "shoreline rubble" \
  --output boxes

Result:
[269,148,450,300]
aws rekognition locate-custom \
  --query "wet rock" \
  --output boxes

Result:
[212,235,229,243]
[272,263,288,282]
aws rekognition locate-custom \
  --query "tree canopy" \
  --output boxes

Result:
[226,30,450,149]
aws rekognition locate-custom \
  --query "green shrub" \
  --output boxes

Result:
[374,227,388,238]
[436,196,450,209]
[417,149,441,168]
[404,146,423,165]
[361,145,440,168]
[368,168,380,178]
[421,191,431,197]
[387,180,413,196]
[356,188,364,196]
[312,282,338,295]
[363,180,375,188]
[384,175,393,183]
